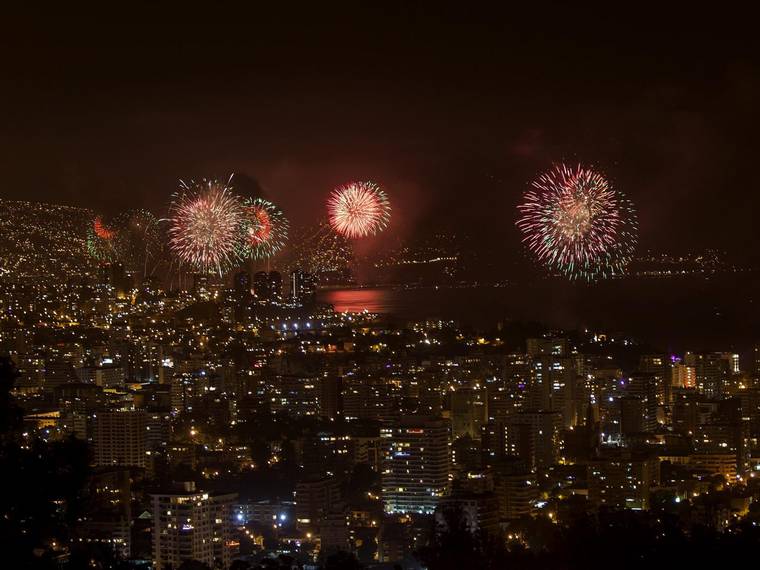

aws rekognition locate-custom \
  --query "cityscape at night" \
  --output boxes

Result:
[3,5,760,570]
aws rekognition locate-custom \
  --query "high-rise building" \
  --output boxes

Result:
[76,365,126,388]
[145,411,172,451]
[233,270,251,294]
[450,386,488,441]
[382,416,450,514]
[319,508,353,556]
[684,352,732,398]
[93,410,147,468]
[192,274,210,296]
[528,356,577,428]
[481,420,506,465]
[170,371,209,414]
[435,491,500,538]
[233,499,295,527]
[719,352,741,375]
[319,375,343,420]
[294,475,342,529]
[588,451,659,510]
[619,396,646,435]
[253,271,282,302]
[44,359,78,389]
[486,379,515,423]
[738,389,760,437]
[270,375,320,417]
[502,411,561,471]
[150,484,238,570]
[290,269,317,305]
[639,354,672,405]
[526,337,568,358]
[343,377,400,423]
[692,400,750,480]
[623,375,659,432]
[110,262,131,297]
[493,471,538,520]
[672,363,696,389]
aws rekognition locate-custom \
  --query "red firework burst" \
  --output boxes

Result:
[327,181,391,239]
[244,204,273,245]
[93,217,115,240]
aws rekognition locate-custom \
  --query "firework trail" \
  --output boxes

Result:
[114,209,165,276]
[327,181,391,238]
[167,178,244,275]
[239,197,289,260]
[516,164,638,281]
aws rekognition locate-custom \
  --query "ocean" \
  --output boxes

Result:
[317,273,760,355]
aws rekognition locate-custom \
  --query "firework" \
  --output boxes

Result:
[327,181,391,239]
[113,209,164,275]
[167,179,244,275]
[239,197,289,260]
[516,164,638,281]
[87,216,119,262]
[93,216,115,240]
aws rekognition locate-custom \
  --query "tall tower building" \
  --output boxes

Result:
[625,375,659,432]
[528,356,576,427]
[502,411,561,471]
[233,270,251,294]
[672,363,696,389]
[93,410,147,468]
[192,274,210,296]
[319,375,343,421]
[382,417,450,514]
[294,475,342,529]
[290,269,317,305]
[253,271,282,302]
[110,262,131,297]
[150,485,238,570]
[450,386,488,441]
[684,352,731,398]
[639,354,672,405]
[619,396,646,435]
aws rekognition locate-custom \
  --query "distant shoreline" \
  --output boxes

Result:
[316,270,753,292]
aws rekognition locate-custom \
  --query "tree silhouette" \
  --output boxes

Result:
[0,356,92,568]
[0,356,22,436]
[416,506,502,570]
[323,550,363,569]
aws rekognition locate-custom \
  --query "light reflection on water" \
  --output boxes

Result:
[317,276,759,354]
[316,287,398,314]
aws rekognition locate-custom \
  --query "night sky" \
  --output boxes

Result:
[2,5,759,263]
